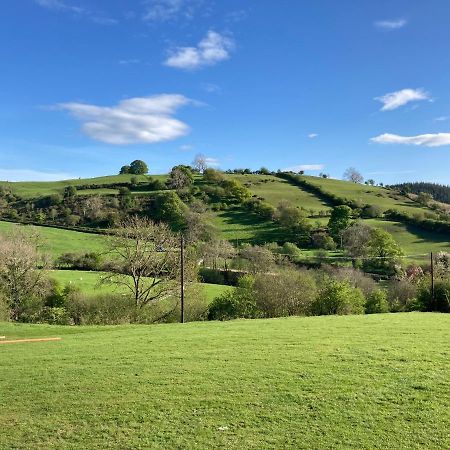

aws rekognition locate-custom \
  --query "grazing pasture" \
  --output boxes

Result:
[0,313,448,449]
[0,221,108,258]
[47,269,234,302]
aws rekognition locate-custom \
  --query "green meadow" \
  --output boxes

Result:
[0,174,167,198]
[0,313,448,449]
[0,221,108,258]
[47,269,233,302]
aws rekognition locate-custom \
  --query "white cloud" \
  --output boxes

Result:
[119,59,141,65]
[179,144,193,151]
[435,116,449,122]
[165,31,234,70]
[57,94,192,145]
[375,88,430,111]
[205,157,219,167]
[0,169,74,182]
[202,83,220,93]
[374,18,407,30]
[34,0,117,25]
[35,0,84,13]
[371,133,450,147]
[142,0,204,22]
[308,133,318,139]
[283,164,324,172]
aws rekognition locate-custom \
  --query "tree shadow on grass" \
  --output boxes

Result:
[217,207,286,245]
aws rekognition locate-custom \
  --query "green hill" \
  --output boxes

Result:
[1,313,448,449]
[1,172,449,256]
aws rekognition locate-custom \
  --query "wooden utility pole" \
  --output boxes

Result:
[180,234,185,324]
[431,252,435,305]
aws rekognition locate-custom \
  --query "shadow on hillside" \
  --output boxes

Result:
[218,208,286,244]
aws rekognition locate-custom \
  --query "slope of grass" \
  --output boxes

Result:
[367,219,450,259]
[0,313,448,449]
[304,176,428,215]
[0,221,108,258]
[47,269,233,302]
[229,174,330,213]
[0,174,167,198]
[211,207,282,243]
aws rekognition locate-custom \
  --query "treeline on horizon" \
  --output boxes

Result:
[392,182,450,205]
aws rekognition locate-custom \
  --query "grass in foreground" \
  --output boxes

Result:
[0,313,448,449]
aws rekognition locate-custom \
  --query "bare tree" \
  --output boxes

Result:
[0,228,47,320]
[103,216,180,308]
[343,167,364,184]
[193,153,208,173]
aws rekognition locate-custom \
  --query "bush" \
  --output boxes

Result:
[388,279,418,312]
[417,278,450,312]
[365,289,389,314]
[253,269,317,317]
[313,279,365,315]
[66,291,135,325]
[208,275,257,321]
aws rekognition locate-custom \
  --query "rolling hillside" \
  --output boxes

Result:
[1,172,449,256]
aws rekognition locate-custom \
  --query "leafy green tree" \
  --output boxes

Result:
[129,160,148,175]
[167,165,194,190]
[119,165,131,174]
[64,185,77,198]
[152,191,186,228]
[365,289,389,314]
[313,279,365,315]
[363,228,403,274]
[208,275,257,321]
[221,179,251,203]
[328,205,352,243]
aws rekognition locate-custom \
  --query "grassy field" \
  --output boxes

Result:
[368,219,450,258]
[0,174,167,198]
[0,221,108,258]
[304,176,428,216]
[47,269,233,302]
[229,174,331,213]
[0,313,448,449]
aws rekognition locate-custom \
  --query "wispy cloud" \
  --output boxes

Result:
[165,31,234,70]
[308,133,318,139]
[375,88,430,111]
[56,94,193,145]
[35,0,83,13]
[434,116,449,122]
[143,0,203,22]
[204,157,219,167]
[34,0,117,25]
[374,18,407,30]
[371,133,450,147]
[202,82,221,93]
[119,59,141,65]
[0,169,74,182]
[179,144,193,151]
[283,164,324,172]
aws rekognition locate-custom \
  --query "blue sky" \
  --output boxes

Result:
[1,0,450,184]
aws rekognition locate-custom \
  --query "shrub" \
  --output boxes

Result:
[365,289,389,314]
[208,275,257,321]
[388,279,419,312]
[313,279,365,315]
[253,269,317,317]
[66,291,135,325]
[417,278,450,312]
